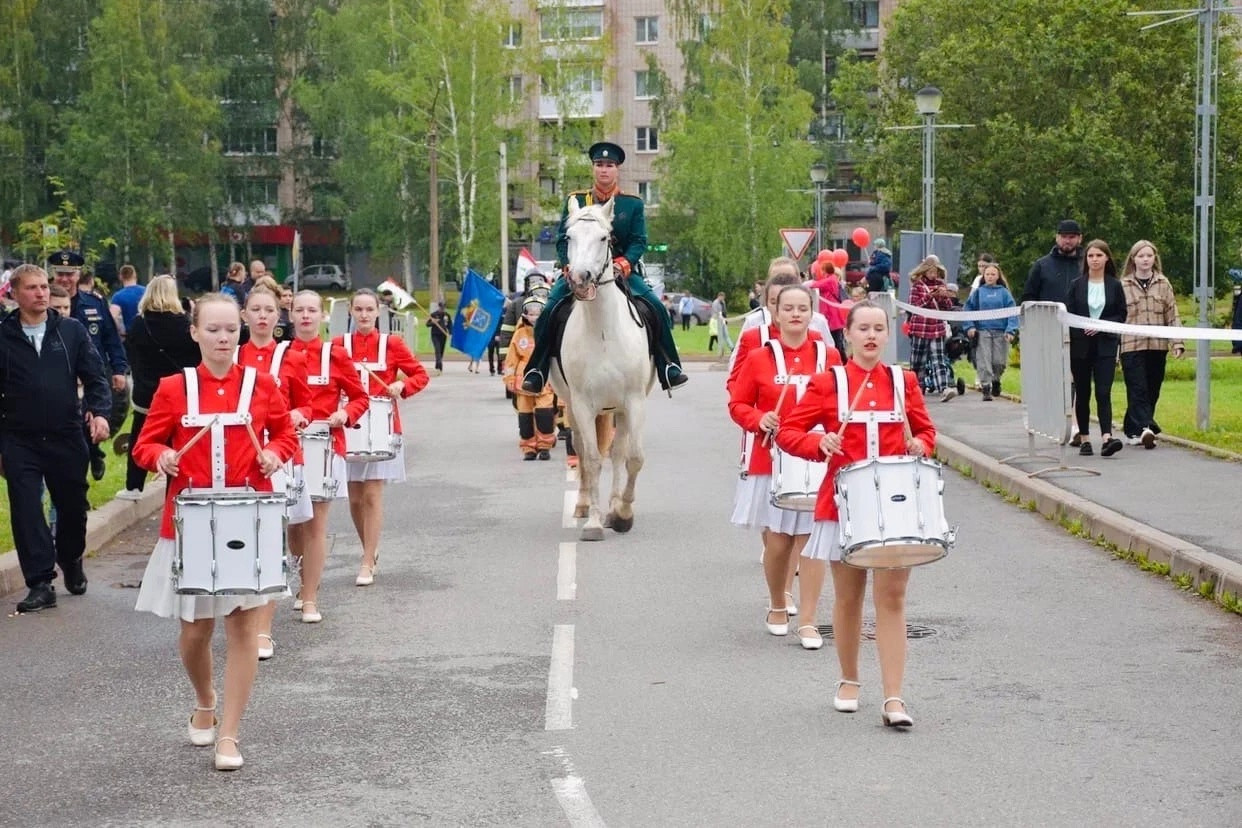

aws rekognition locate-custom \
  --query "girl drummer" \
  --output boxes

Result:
[132,293,300,770]
[287,290,370,624]
[776,300,936,727]
[729,284,841,649]
[237,278,314,659]
[332,288,429,586]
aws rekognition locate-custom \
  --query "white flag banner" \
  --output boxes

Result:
[514,247,539,285]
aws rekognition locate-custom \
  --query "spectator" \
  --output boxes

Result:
[963,262,1018,401]
[1119,240,1184,449]
[1066,239,1127,457]
[109,264,146,337]
[220,261,247,305]
[906,255,958,402]
[426,300,451,374]
[968,252,998,292]
[678,293,695,331]
[1022,219,1084,305]
[865,239,894,293]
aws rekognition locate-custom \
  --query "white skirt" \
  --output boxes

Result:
[134,538,282,622]
[730,474,814,536]
[804,520,843,562]
[345,442,407,483]
[272,466,313,525]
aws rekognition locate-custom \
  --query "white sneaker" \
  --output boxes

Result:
[940,387,957,402]
[1125,435,1141,446]
[115,489,143,501]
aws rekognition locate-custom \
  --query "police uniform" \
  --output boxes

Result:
[503,299,557,459]
[520,141,686,392]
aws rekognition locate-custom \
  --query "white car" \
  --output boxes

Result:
[298,264,350,290]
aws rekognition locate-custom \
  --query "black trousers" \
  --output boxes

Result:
[1070,340,1117,438]
[487,340,500,374]
[126,410,149,491]
[3,430,89,587]
[1120,350,1168,438]
[431,335,447,370]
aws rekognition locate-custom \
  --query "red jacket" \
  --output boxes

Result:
[287,337,370,456]
[236,340,312,464]
[331,330,430,435]
[907,277,955,340]
[775,361,936,522]
[729,338,842,476]
[133,364,300,539]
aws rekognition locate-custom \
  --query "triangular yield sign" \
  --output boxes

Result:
[780,228,816,260]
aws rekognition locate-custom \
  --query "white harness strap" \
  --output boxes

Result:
[181,366,258,490]
[232,341,290,386]
[831,364,906,460]
[345,332,388,386]
[307,341,332,386]
[757,307,772,346]
[739,340,826,474]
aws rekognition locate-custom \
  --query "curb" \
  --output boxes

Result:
[0,487,164,599]
[936,435,1242,603]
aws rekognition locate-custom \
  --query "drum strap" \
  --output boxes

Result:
[308,340,332,386]
[766,339,825,401]
[831,365,905,460]
[181,366,258,489]
[345,332,388,388]
[233,342,290,386]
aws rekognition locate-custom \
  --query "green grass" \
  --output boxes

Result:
[0,412,137,555]
[952,354,1242,454]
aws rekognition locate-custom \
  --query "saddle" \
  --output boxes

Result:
[548,280,659,379]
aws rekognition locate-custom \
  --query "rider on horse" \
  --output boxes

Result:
[520,141,688,393]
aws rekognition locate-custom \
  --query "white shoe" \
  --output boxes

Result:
[1125,435,1141,446]
[187,696,217,746]
[257,633,274,661]
[797,625,823,650]
[881,697,914,728]
[301,602,322,624]
[214,736,244,771]
[1141,427,1156,449]
[764,607,789,636]
[115,488,143,501]
[784,592,798,617]
[833,680,861,713]
[355,564,375,586]
[292,592,303,611]
[940,387,957,402]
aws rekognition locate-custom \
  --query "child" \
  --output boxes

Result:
[502,297,556,460]
[962,262,1018,400]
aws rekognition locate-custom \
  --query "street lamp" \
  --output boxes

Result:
[809,161,829,253]
[915,86,943,253]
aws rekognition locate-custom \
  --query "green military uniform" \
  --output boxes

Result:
[521,142,684,392]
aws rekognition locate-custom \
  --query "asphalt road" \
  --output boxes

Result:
[0,364,1239,827]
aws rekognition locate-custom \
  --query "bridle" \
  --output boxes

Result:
[565,212,616,302]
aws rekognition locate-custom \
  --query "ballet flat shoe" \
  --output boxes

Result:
[833,680,861,713]
[188,696,217,746]
[301,602,322,624]
[355,564,375,587]
[796,625,823,650]
[214,736,244,771]
[257,634,274,661]
[784,592,798,617]
[881,697,914,728]
[764,607,789,636]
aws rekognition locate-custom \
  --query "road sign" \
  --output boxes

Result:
[780,228,815,260]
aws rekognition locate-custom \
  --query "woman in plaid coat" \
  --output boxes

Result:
[906,256,958,401]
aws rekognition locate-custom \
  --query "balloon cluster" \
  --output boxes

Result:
[809,228,871,277]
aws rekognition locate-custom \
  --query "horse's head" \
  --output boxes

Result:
[564,198,616,301]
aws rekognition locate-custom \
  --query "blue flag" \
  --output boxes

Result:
[450,269,505,360]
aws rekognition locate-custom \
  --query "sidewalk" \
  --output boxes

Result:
[932,388,1242,602]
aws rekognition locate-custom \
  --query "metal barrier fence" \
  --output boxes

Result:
[324,298,419,352]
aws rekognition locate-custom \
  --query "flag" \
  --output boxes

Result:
[450,269,505,360]
[514,247,538,285]
[377,278,416,310]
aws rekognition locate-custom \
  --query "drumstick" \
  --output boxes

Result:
[760,382,792,447]
[173,415,219,461]
[362,364,393,393]
[244,420,265,455]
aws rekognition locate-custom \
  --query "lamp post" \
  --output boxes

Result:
[809,162,829,254]
[915,85,943,255]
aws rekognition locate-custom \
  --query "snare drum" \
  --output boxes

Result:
[172,489,288,595]
[769,427,826,512]
[301,422,339,501]
[345,396,399,462]
[834,456,954,569]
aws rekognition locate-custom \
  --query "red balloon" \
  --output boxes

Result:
[851,227,871,248]
[831,248,849,269]
[809,260,821,278]
[816,249,833,264]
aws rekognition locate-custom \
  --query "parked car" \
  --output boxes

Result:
[662,293,713,325]
[298,263,350,290]
[179,266,215,293]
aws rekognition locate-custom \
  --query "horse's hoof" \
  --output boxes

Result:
[580,526,604,542]
[573,505,589,519]
[609,514,634,533]
[602,512,613,528]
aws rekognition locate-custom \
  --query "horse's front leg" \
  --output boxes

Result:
[569,401,604,541]
[604,411,633,532]
[612,404,645,533]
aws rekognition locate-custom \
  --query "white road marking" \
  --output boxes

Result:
[566,467,578,483]
[545,624,575,731]
[552,775,607,827]
[558,542,577,601]
[562,490,578,528]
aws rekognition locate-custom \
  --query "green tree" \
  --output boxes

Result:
[833,0,1242,290]
[659,0,817,293]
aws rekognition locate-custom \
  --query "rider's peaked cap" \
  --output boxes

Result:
[50,249,85,270]
[588,141,625,165]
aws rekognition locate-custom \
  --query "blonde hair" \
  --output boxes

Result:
[138,274,184,314]
[910,255,946,281]
[8,264,47,290]
[1121,239,1164,279]
[767,256,800,280]
[190,292,242,326]
[246,276,281,307]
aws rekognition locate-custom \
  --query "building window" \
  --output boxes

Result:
[542,66,602,97]
[227,176,280,205]
[635,70,656,99]
[505,75,523,103]
[504,22,522,48]
[540,176,557,197]
[848,1,880,28]
[698,14,715,39]
[635,16,658,44]
[311,135,337,159]
[636,127,658,152]
[539,8,603,41]
[637,181,660,206]
[222,125,278,156]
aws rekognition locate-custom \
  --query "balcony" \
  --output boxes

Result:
[839,28,879,53]
[539,91,605,120]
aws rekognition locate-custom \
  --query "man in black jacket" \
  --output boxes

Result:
[0,265,111,612]
[1022,219,1084,305]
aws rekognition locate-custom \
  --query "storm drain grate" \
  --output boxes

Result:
[817,623,937,640]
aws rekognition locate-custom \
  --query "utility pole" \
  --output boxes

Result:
[428,117,440,305]
[499,141,510,295]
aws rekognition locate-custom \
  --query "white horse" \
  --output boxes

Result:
[549,198,655,542]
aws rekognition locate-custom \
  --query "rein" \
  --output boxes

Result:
[567,213,617,301]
